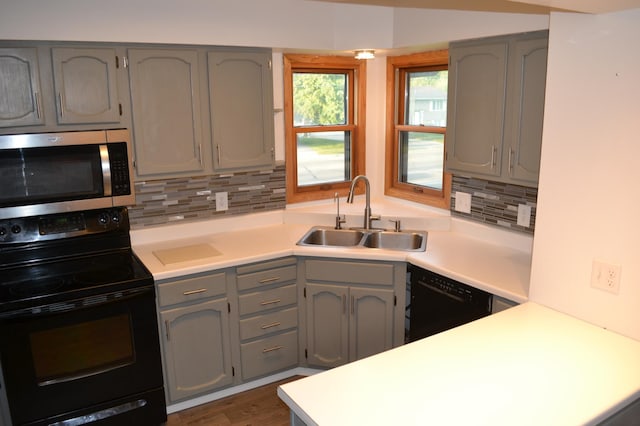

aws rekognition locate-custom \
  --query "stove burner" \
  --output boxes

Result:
[74,265,133,285]
[9,278,66,298]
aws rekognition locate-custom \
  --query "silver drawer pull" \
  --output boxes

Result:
[258,276,280,284]
[260,321,281,330]
[262,345,284,353]
[260,299,281,306]
[183,288,207,296]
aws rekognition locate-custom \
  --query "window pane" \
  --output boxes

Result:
[399,131,444,190]
[297,131,350,186]
[405,70,448,127]
[293,73,347,126]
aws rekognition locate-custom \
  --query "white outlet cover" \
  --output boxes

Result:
[517,204,532,227]
[590,259,621,294]
[215,192,229,211]
[454,191,472,214]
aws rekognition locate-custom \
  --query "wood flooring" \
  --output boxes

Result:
[164,376,302,426]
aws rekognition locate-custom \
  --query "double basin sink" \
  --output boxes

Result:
[296,226,427,252]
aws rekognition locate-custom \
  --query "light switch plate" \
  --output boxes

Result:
[215,192,229,211]
[591,259,621,294]
[517,204,532,227]
[454,191,472,214]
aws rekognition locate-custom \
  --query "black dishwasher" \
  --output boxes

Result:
[407,264,493,342]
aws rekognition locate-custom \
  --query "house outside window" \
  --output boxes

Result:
[385,50,451,208]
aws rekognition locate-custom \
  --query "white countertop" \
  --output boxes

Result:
[277,302,640,426]
[132,208,531,302]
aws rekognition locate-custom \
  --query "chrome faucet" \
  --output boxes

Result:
[346,175,380,230]
[334,192,346,229]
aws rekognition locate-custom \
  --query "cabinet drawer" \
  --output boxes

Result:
[239,307,298,341]
[305,260,394,286]
[157,273,226,307]
[240,330,298,381]
[237,264,297,291]
[238,284,297,316]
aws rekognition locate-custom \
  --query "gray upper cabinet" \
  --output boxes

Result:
[504,36,548,184]
[446,31,548,187]
[446,41,508,178]
[128,48,208,178]
[208,50,275,171]
[0,47,44,128]
[51,47,121,124]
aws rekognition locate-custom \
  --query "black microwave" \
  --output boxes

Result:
[0,129,135,220]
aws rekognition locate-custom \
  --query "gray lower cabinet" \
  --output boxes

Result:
[302,258,404,369]
[446,30,548,187]
[127,48,209,178]
[0,47,44,128]
[157,271,234,403]
[236,257,298,381]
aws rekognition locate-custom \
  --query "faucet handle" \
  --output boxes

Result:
[389,219,401,232]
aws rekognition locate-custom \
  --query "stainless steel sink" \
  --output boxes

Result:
[296,226,427,252]
[363,231,426,251]
[297,227,366,247]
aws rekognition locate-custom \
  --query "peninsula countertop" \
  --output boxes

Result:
[277,302,640,426]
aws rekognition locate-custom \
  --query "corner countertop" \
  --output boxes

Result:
[131,203,531,302]
[277,302,640,426]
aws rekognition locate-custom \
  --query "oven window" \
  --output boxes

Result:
[29,314,135,386]
[0,145,103,207]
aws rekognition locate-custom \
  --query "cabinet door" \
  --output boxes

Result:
[505,37,548,184]
[349,287,394,362]
[161,298,233,402]
[305,284,348,368]
[0,47,43,128]
[128,49,207,177]
[51,48,120,124]
[208,50,275,171]
[446,42,508,177]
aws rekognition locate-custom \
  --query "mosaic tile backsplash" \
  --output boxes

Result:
[128,165,286,228]
[450,175,537,234]
[128,165,535,235]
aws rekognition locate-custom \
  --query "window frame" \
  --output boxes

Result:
[284,54,366,203]
[385,50,451,209]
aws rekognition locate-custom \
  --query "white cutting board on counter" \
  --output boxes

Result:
[152,243,221,265]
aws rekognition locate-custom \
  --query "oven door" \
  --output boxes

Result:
[0,286,166,426]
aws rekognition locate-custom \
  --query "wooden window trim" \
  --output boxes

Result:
[284,54,366,204]
[384,50,451,209]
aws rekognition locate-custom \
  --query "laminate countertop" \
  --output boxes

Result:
[131,210,531,303]
[277,302,640,426]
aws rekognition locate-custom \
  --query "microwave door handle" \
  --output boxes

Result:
[100,144,112,196]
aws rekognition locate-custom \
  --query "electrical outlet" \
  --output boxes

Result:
[517,204,532,227]
[454,191,472,214]
[215,192,228,211]
[590,259,621,294]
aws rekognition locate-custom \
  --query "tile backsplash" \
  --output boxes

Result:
[128,165,286,228]
[451,175,537,234]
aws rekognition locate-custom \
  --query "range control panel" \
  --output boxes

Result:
[0,208,128,244]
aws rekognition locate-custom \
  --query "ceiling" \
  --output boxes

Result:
[310,0,640,14]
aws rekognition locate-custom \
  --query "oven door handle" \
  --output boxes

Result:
[38,360,132,387]
[0,286,154,320]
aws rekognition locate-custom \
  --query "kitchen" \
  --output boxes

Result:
[1,0,640,424]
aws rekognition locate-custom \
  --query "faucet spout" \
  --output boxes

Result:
[346,175,379,229]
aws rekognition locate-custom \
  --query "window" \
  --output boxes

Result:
[385,50,451,209]
[284,55,366,203]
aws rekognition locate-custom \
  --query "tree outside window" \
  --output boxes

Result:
[284,55,366,203]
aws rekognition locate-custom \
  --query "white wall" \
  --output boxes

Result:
[530,9,640,340]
